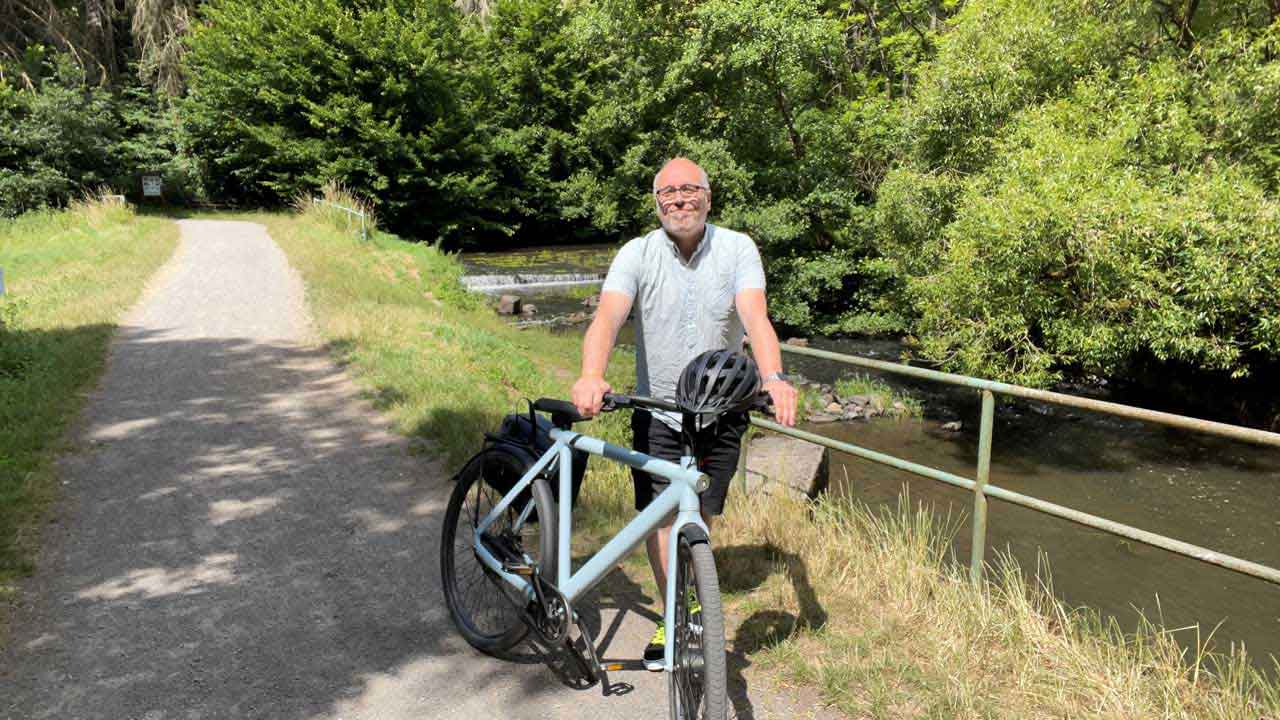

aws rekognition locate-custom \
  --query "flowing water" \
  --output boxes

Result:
[463,243,1280,668]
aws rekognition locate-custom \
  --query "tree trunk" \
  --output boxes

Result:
[1177,0,1200,51]
[84,0,117,83]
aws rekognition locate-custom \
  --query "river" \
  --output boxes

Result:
[462,243,1280,670]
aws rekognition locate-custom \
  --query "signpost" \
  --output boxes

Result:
[141,175,163,200]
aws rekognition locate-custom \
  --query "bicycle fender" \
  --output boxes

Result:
[677,522,710,545]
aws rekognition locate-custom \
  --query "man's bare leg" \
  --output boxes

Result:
[645,515,715,611]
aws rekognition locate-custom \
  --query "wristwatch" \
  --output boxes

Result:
[761,371,791,384]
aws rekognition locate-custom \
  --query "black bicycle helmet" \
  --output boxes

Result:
[676,349,761,415]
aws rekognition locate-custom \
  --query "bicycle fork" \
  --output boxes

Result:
[662,454,710,674]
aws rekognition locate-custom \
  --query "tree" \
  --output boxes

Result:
[128,0,195,95]
[182,0,498,240]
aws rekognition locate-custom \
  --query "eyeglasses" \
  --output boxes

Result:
[654,184,708,201]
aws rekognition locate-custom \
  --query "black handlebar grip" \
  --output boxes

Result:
[753,391,775,414]
[601,392,632,411]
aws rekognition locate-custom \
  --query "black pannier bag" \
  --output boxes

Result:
[481,408,588,516]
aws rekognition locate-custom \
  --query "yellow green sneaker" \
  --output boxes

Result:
[643,621,665,671]
[644,593,700,672]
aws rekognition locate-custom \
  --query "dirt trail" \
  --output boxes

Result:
[0,220,829,720]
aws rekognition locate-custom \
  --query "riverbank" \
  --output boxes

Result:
[265,203,1279,718]
[0,200,179,608]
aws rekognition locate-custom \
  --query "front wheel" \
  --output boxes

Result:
[440,447,558,654]
[669,532,727,720]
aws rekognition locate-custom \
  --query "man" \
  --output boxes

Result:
[570,157,798,670]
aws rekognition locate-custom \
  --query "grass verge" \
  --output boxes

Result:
[266,205,1279,719]
[0,199,179,603]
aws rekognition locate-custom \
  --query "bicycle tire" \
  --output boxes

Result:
[669,531,728,720]
[440,447,558,654]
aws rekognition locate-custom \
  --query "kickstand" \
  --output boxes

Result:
[562,632,598,687]
[568,623,635,697]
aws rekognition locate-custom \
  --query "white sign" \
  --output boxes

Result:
[142,175,162,197]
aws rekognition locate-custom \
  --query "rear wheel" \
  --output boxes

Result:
[669,532,727,720]
[440,447,558,654]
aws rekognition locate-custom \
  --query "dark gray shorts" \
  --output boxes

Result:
[630,410,748,517]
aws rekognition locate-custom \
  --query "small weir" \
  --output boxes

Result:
[461,272,604,293]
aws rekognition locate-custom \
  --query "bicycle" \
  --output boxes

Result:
[440,390,767,720]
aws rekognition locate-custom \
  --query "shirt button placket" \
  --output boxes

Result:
[685,271,696,351]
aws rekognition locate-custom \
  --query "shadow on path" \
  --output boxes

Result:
[0,328,604,719]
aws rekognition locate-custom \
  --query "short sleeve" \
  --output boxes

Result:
[734,236,766,294]
[601,238,642,298]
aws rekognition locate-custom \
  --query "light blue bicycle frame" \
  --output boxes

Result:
[472,426,711,673]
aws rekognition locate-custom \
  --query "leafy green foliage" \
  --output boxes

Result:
[884,3,1280,392]
[9,0,1280,405]
[0,59,199,216]
[182,0,496,241]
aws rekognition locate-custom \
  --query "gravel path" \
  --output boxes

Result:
[0,220,829,720]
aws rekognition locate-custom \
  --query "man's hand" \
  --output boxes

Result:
[572,375,612,418]
[763,379,798,426]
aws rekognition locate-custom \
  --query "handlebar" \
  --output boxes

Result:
[600,392,680,414]
[600,392,773,415]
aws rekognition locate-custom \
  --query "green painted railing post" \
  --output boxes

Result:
[970,390,995,585]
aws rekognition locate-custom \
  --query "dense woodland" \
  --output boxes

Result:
[3,0,1280,421]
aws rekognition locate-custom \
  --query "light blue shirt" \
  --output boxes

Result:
[602,224,766,429]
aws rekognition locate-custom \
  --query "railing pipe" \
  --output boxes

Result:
[312,197,368,242]
[749,417,1280,587]
[980,485,1280,585]
[778,344,1280,449]
[751,418,976,491]
[970,390,994,585]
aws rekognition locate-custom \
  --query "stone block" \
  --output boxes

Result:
[742,433,829,500]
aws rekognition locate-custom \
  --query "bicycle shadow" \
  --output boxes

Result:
[520,541,829,717]
[716,543,829,720]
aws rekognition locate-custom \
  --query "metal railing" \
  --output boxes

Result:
[311,197,368,242]
[748,343,1280,587]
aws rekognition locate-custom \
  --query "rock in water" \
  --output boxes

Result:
[521,303,538,316]
[497,295,522,315]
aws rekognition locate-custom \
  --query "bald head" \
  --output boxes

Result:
[653,157,710,192]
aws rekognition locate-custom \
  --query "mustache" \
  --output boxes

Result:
[659,199,697,214]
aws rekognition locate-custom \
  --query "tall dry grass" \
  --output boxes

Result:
[294,181,378,238]
[710,488,1280,719]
